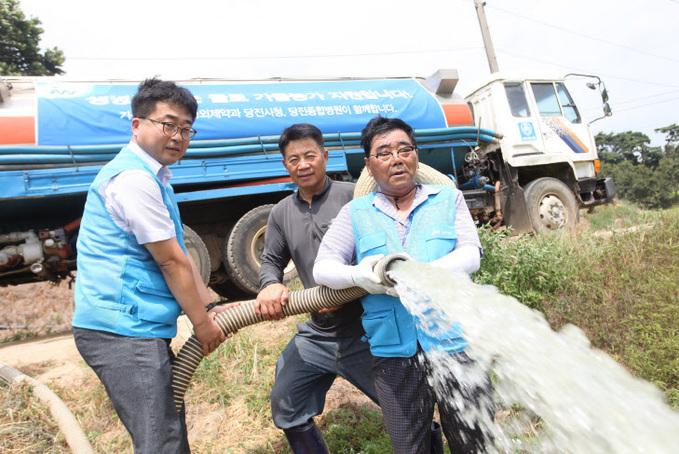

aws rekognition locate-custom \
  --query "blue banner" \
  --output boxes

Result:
[36,79,446,146]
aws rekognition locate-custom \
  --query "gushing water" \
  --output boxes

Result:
[389,260,679,453]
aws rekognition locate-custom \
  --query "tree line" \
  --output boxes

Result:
[0,0,64,76]
[596,125,679,208]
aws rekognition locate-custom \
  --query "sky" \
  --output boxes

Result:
[15,0,679,147]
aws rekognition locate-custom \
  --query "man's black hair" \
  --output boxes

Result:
[131,77,198,122]
[278,123,325,158]
[360,116,417,157]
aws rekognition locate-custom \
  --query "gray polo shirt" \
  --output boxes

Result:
[259,176,363,337]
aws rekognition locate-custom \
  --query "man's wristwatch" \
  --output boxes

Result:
[205,302,218,312]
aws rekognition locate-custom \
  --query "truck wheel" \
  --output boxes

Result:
[183,224,211,285]
[209,269,257,302]
[523,178,579,234]
[224,205,297,296]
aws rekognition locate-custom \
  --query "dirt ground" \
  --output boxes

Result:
[0,281,375,452]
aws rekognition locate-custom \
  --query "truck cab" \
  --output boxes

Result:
[463,73,617,233]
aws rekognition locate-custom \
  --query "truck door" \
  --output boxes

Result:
[528,82,595,162]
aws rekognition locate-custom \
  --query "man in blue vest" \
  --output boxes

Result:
[72,78,232,453]
[314,116,493,453]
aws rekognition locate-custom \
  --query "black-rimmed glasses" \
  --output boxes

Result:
[141,117,197,141]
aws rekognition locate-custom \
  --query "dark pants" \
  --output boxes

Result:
[372,349,494,454]
[73,327,190,454]
[270,321,377,429]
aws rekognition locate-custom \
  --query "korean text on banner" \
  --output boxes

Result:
[36,79,446,146]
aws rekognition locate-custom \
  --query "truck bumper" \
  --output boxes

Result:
[579,177,617,207]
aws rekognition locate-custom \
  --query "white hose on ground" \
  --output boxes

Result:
[0,359,97,454]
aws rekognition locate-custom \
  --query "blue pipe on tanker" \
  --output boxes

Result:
[0,154,119,165]
[0,127,502,166]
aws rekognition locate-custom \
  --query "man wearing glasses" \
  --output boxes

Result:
[314,116,493,453]
[72,78,232,453]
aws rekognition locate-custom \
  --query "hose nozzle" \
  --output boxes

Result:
[373,253,411,287]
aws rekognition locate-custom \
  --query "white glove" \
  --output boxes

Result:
[351,254,389,294]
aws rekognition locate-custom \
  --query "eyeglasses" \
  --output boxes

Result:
[141,117,197,141]
[370,145,417,162]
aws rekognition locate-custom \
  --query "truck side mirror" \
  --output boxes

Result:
[601,88,609,103]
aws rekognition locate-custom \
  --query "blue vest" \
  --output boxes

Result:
[350,185,466,357]
[72,146,186,339]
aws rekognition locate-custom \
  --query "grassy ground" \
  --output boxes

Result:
[0,381,66,454]
[475,202,679,408]
[1,201,678,452]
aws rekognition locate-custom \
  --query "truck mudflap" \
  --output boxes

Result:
[497,185,533,235]
[599,178,617,204]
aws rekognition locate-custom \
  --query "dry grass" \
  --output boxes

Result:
[0,280,74,343]
[0,380,68,454]
[0,284,375,453]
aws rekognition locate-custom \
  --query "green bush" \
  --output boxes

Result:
[474,226,573,311]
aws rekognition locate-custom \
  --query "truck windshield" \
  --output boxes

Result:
[504,83,531,117]
[530,83,562,117]
[556,83,582,123]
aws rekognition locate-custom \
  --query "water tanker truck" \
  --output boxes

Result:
[0,70,616,299]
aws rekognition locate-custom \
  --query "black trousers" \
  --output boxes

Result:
[372,349,494,454]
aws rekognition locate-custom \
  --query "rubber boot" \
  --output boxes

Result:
[283,420,330,454]
[430,421,444,454]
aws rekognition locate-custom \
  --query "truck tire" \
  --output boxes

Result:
[209,269,257,301]
[224,204,297,296]
[523,177,579,234]
[183,224,211,285]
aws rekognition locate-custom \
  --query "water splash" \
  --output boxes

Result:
[389,260,679,453]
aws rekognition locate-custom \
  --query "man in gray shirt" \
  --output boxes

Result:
[256,123,376,453]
